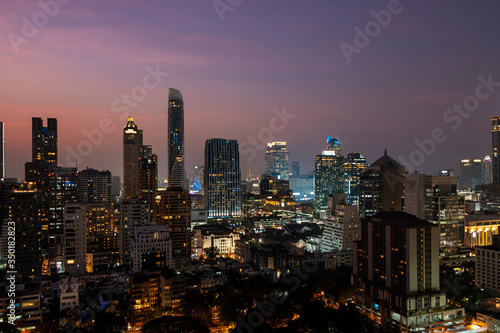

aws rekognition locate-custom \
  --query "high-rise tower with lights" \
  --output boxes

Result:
[167,88,185,187]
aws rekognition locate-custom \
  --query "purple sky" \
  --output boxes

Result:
[2,0,500,181]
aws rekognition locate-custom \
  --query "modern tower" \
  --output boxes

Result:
[204,139,242,218]
[0,122,4,179]
[25,117,57,187]
[291,161,300,178]
[264,142,289,180]
[459,158,483,191]
[493,116,500,183]
[344,152,367,207]
[77,168,112,204]
[123,115,143,197]
[138,153,158,222]
[483,155,493,185]
[314,138,345,210]
[167,88,185,188]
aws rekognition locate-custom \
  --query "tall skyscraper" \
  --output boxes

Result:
[291,161,300,178]
[264,142,289,180]
[139,154,158,222]
[404,173,426,220]
[0,122,4,179]
[459,158,483,191]
[359,150,404,218]
[353,212,465,331]
[63,204,87,275]
[344,152,366,207]
[123,115,143,197]
[120,198,151,267]
[25,117,57,187]
[167,88,185,187]
[204,139,242,218]
[492,116,500,183]
[192,165,204,194]
[77,168,112,204]
[314,138,345,210]
[483,155,493,185]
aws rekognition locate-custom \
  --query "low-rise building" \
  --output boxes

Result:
[191,225,240,258]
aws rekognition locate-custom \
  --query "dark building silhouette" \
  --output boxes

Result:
[167,88,185,188]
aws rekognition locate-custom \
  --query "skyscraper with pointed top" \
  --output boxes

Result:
[123,115,143,197]
[167,88,185,188]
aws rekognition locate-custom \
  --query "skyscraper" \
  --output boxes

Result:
[77,168,112,204]
[138,154,158,222]
[0,122,4,179]
[204,139,242,218]
[483,155,493,185]
[314,138,345,210]
[291,161,300,178]
[264,142,289,180]
[492,116,500,183]
[123,115,143,197]
[25,117,57,187]
[359,150,404,218]
[167,88,185,187]
[353,212,465,331]
[459,158,483,191]
[344,152,366,207]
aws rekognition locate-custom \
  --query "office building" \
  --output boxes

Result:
[204,138,242,218]
[353,211,465,332]
[0,122,4,179]
[167,88,185,187]
[359,150,404,218]
[123,115,143,197]
[139,154,158,222]
[25,117,57,187]
[291,161,300,178]
[321,194,360,251]
[476,234,500,292]
[77,168,112,204]
[314,138,345,210]
[158,187,191,268]
[344,152,366,207]
[465,213,500,247]
[120,198,151,267]
[404,173,426,220]
[459,158,483,191]
[483,155,493,185]
[192,165,204,194]
[130,225,172,272]
[63,204,87,275]
[493,116,500,183]
[264,141,289,180]
[111,175,121,202]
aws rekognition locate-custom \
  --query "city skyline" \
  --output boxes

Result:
[2,1,500,181]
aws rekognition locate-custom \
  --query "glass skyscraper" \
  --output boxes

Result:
[344,153,366,207]
[264,141,289,180]
[204,138,241,218]
[167,88,185,187]
[314,138,345,210]
[123,115,143,197]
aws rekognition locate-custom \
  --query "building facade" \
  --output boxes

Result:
[167,88,185,187]
[77,168,112,204]
[314,145,345,210]
[123,115,143,197]
[264,141,289,180]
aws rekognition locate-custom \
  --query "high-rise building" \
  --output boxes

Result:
[167,88,185,187]
[291,161,300,178]
[314,139,345,210]
[204,139,242,218]
[0,122,4,179]
[139,154,158,222]
[264,142,289,180]
[8,184,43,277]
[321,193,360,251]
[123,115,143,197]
[111,176,121,202]
[359,150,404,218]
[459,158,483,191]
[404,173,426,220]
[344,153,366,207]
[63,204,87,275]
[158,187,191,268]
[25,117,57,187]
[483,155,493,185]
[192,165,204,194]
[130,225,172,272]
[425,175,465,248]
[493,116,500,183]
[353,211,466,332]
[475,234,500,292]
[120,198,151,266]
[77,168,112,204]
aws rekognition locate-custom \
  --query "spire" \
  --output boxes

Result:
[128,114,133,121]
[384,148,387,156]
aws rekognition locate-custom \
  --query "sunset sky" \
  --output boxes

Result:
[2,0,500,181]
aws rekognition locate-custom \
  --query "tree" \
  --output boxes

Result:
[203,246,220,259]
